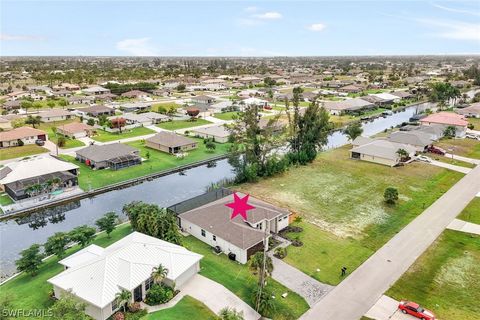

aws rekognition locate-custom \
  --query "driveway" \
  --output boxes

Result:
[423,159,472,174]
[444,153,480,165]
[447,219,480,235]
[365,295,418,320]
[300,165,480,320]
[145,274,260,320]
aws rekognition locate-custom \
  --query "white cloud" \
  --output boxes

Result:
[418,19,480,42]
[431,3,480,17]
[0,33,45,41]
[307,23,326,32]
[244,6,258,13]
[116,37,157,56]
[253,11,283,20]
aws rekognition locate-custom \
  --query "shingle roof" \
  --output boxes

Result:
[388,131,433,147]
[58,122,95,134]
[323,98,374,111]
[191,125,230,138]
[0,126,46,142]
[420,112,468,127]
[76,144,139,162]
[146,132,196,148]
[350,139,417,161]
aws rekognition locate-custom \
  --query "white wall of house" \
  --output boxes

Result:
[53,285,104,320]
[40,115,71,123]
[181,218,248,264]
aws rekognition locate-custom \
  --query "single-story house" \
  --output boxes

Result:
[338,84,364,93]
[360,95,391,106]
[368,93,401,104]
[191,95,215,105]
[121,90,150,99]
[145,132,197,154]
[390,91,413,99]
[0,155,79,201]
[187,104,214,118]
[456,102,480,118]
[388,131,433,151]
[0,127,47,148]
[48,232,202,320]
[76,143,141,170]
[77,105,115,117]
[117,102,151,113]
[191,125,230,143]
[323,98,375,115]
[52,90,72,98]
[82,86,111,95]
[123,112,171,125]
[179,193,291,264]
[2,100,21,110]
[57,122,96,139]
[419,112,468,137]
[68,96,95,105]
[94,93,118,102]
[242,97,268,108]
[350,139,417,167]
[38,109,74,122]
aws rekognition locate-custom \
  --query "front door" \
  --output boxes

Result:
[133,284,142,302]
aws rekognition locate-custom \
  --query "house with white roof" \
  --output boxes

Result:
[48,232,203,320]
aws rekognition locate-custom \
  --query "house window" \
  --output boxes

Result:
[111,299,119,312]
[256,223,262,230]
[145,277,154,291]
[201,229,206,237]
[213,235,216,241]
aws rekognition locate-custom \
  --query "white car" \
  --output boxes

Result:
[417,155,432,163]
[466,134,480,140]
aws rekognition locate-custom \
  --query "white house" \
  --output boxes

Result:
[48,232,202,320]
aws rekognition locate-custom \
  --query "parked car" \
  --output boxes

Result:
[263,105,272,110]
[398,300,435,320]
[35,139,45,146]
[417,155,432,163]
[427,145,445,156]
[466,133,480,140]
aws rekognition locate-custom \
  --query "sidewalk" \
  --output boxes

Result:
[447,219,480,235]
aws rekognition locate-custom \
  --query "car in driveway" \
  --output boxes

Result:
[466,133,480,140]
[398,300,435,320]
[427,145,446,156]
[35,139,45,146]
[417,155,432,163]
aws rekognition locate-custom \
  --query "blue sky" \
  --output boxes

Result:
[1,1,479,56]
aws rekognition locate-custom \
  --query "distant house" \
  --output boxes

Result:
[68,96,95,105]
[2,100,21,110]
[368,93,401,104]
[390,91,413,100]
[323,98,375,115]
[117,102,151,113]
[350,139,417,167]
[77,105,115,117]
[82,86,111,95]
[0,127,47,148]
[76,144,141,170]
[191,125,230,143]
[457,102,480,118]
[123,112,170,126]
[0,155,79,201]
[52,90,72,98]
[38,109,73,123]
[48,232,202,320]
[57,122,96,139]
[187,104,213,118]
[146,132,197,154]
[419,112,468,137]
[191,95,215,105]
[179,193,291,264]
[121,90,150,99]
[338,84,364,94]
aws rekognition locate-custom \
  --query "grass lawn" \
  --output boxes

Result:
[430,155,476,168]
[157,119,212,131]
[468,117,480,130]
[213,111,242,121]
[144,295,217,320]
[0,223,133,316]
[387,230,480,320]
[151,102,182,113]
[238,146,462,284]
[38,119,85,149]
[182,235,309,320]
[0,193,13,206]
[457,197,480,224]
[92,126,155,142]
[0,144,48,160]
[436,138,480,159]
[329,115,356,128]
[60,138,231,190]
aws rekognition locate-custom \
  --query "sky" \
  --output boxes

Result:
[1,0,479,56]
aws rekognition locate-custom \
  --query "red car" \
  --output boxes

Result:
[398,300,435,320]
[426,145,445,156]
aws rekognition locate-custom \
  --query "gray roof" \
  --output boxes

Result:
[179,194,289,249]
[146,132,196,148]
[76,143,139,162]
[123,112,170,123]
[352,136,374,147]
[351,139,417,161]
[191,125,230,138]
[78,105,114,114]
[323,98,374,111]
[388,131,432,148]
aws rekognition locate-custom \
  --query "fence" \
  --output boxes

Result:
[168,187,232,215]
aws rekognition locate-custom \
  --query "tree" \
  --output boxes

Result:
[57,98,68,109]
[205,140,216,152]
[115,289,132,313]
[20,100,33,112]
[145,150,151,160]
[57,136,66,148]
[44,232,70,258]
[384,187,399,205]
[151,264,169,284]
[343,122,363,141]
[252,286,275,315]
[219,307,245,320]
[25,115,42,128]
[69,225,96,247]
[176,84,186,92]
[47,100,56,109]
[15,244,43,276]
[186,108,200,121]
[110,117,126,134]
[396,148,409,162]
[429,82,460,109]
[443,125,456,138]
[87,118,95,126]
[95,212,118,238]
[249,252,274,282]
[50,291,89,320]
[32,101,43,112]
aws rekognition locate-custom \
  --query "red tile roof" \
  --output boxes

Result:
[420,112,468,127]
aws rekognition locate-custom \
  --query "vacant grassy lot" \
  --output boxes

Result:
[213,111,241,121]
[38,119,85,149]
[144,295,217,320]
[238,146,462,282]
[0,144,48,160]
[60,138,231,190]
[436,138,480,159]
[182,235,309,320]
[158,119,212,131]
[457,197,480,224]
[92,126,155,142]
[430,155,476,168]
[387,230,480,320]
[0,223,133,318]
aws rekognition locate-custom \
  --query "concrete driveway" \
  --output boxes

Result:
[365,295,421,320]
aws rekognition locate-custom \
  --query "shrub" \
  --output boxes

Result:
[128,302,142,313]
[384,187,399,205]
[467,123,474,130]
[113,312,125,320]
[145,284,174,305]
[274,247,287,259]
[125,309,147,320]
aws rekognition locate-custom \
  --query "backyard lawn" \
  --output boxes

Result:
[38,119,85,149]
[182,235,309,320]
[213,111,242,121]
[457,197,480,224]
[238,146,463,283]
[387,230,480,320]
[92,126,155,142]
[436,138,480,159]
[0,193,13,206]
[157,119,212,131]
[0,144,48,160]
[0,223,133,317]
[60,138,231,190]
[144,296,217,320]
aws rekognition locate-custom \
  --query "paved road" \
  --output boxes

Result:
[300,164,480,320]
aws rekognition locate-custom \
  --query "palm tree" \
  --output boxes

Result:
[219,307,245,320]
[151,264,169,284]
[115,289,132,313]
[396,148,409,162]
[252,286,275,315]
[248,252,273,280]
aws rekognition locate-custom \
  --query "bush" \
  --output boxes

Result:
[145,283,174,305]
[384,187,399,205]
[274,247,287,259]
[125,309,147,320]
[113,312,125,320]
[467,123,474,130]
[128,302,142,313]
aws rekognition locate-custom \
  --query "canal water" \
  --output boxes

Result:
[0,102,433,278]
